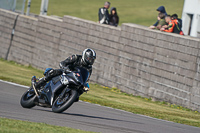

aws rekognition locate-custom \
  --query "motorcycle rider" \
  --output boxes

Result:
[33,48,96,93]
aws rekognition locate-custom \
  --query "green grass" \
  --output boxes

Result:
[83,85,200,127]
[0,117,94,133]
[0,59,44,86]
[0,58,200,128]
[28,0,184,26]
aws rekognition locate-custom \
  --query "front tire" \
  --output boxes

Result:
[20,88,36,108]
[52,89,78,113]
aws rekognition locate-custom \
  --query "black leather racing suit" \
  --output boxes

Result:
[59,54,92,76]
[35,54,92,88]
[47,54,92,81]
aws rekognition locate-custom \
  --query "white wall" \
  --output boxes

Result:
[182,0,200,37]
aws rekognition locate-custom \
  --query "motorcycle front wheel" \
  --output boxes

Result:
[52,89,78,113]
[20,87,36,108]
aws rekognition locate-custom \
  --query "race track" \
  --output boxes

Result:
[0,80,200,133]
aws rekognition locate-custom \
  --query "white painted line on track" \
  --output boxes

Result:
[0,79,29,88]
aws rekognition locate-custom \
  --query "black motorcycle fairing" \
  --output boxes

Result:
[52,76,61,84]
[39,82,52,105]
[76,67,90,83]
[68,67,90,85]
[40,76,65,106]
[65,72,81,86]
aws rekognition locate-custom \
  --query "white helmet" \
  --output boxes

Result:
[82,48,96,65]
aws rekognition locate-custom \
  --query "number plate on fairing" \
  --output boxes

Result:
[61,74,69,85]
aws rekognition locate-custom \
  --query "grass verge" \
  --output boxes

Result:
[28,0,184,26]
[0,58,200,128]
[0,117,94,133]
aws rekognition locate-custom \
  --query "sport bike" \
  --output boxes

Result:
[20,67,89,113]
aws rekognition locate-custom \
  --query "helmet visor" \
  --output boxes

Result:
[86,56,95,65]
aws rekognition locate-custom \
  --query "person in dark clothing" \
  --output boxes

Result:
[149,6,167,29]
[109,7,119,27]
[171,14,182,30]
[33,48,96,92]
[98,1,110,24]
[171,14,184,35]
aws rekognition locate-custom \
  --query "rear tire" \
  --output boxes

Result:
[52,89,78,113]
[20,88,36,108]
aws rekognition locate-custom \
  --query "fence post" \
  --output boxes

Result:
[12,0,17,11]
[40,0,49,15]
[26,0,31,16]
[21,0,26,14]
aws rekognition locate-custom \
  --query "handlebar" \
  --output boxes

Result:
[61,66,72,74]
[64,69,72,73]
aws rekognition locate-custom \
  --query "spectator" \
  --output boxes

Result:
[156,13,167,30]
[171,14,182,29]
[171,14,184,35]
[98,2,110,24]
[109,7,119,27]
[149,6,167,29]
[160,15,183,35]
[160,15,173,32]
[159,15,176,33]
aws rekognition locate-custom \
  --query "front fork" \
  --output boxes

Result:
[59,88,68,98]
[51,87,71,105]
[32,84,39,97]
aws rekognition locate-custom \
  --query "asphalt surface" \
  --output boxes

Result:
[0,80,200,133]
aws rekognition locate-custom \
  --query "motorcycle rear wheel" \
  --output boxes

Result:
[20,88,36,108]
[52,89,78,113]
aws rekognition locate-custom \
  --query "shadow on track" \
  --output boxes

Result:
[32,108,143,125]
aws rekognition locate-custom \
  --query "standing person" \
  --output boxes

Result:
[149,6,167,29]
[109,7,119,27]
[98,1,110,24]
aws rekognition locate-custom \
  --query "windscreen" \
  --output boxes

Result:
[76,67,89,84]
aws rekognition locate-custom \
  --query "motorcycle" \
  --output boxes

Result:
[20,67,89,113]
